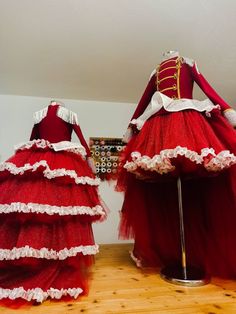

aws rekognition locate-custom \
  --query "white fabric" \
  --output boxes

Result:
[15,139,87,158]
[161,50,180,61]
[124,147,236,175]
[0,287,83,302]
[130,250,142,268]
[33,106,78,125]
[0,161,100,186]
[51,141,85,154]
[130,92,220,130]
[87,157,96,174]
[223,109,236,127]
[0,244,99,261]
[0,202,105,216]
[161,51,194,67]
[57,106,79,125]
[123,127,133,143]
[50,101,65,107]
[33,107,48,124]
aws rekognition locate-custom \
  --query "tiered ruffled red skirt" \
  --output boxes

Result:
[117,109,236,278]
[0,139,106,303]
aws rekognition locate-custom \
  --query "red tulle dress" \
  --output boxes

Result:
[0,103,107,303]
[117,51,236,277]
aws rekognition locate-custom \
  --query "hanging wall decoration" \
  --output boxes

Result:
[89,137,125,180]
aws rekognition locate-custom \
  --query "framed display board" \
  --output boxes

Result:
[89,137,125,180]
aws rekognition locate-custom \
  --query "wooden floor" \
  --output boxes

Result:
[0,244,236,313]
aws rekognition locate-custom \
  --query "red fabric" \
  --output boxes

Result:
[191,63,231,111]
[0,256,92,296]
[131,75,156,121]
[0,106,105,304]
[119,170,236,277]
[118,56,236,278]
[131,57,233,121]
[30,105,91,156]
[158,57,194,99]
[117,110,236,183]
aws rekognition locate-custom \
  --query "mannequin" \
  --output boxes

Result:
[0,101,107,303]
[117,51,236,278]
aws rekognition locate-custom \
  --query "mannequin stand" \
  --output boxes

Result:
[160,177,210,287]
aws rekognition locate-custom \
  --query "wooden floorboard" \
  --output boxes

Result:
[0,244,236,313]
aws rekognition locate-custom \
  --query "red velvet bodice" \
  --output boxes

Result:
[157,57,194,99]
[131,56,232,121]
[30,105,91,156]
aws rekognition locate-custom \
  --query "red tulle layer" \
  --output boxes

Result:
[117,110,236,187]
[0,147,98,184]
[118,110,236,278]
[0,256,92,297]
[0,214,95,251]
[119,168,236,278]
[0,143,105,303]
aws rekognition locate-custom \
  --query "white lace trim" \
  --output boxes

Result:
[33,107,48,124]
[33,106,78,125]
[0,203,106,216]
[223,109,236,127]
[0,287,83,302]
[0,244,99,261]
[57,106,79,125]
[15,139,86,158]
[0,161,100,186]
[124,147,236,174]
[130,250,142,268]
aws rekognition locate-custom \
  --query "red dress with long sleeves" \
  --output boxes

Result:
[0,103,107,303]
[117,52,236,277]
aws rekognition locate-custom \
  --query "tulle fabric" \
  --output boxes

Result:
[0,141,106,303]
[117,110,236,185]
[118,110,236,278]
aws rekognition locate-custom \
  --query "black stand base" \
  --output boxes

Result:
[160,265,210,287]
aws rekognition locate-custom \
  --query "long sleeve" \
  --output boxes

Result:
[30,124,39,140]
[191,62,236,127]
[122,72,157,143]
[131,73,157,121]
[72,124,91,157]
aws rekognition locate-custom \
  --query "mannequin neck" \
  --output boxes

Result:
[161,50,180,61]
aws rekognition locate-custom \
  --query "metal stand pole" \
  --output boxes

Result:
[160,177,210,286]
[177,177,187,280]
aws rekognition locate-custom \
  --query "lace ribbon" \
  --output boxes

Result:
[124,147,236,174]
[0,202,105,216]
[0,244,99,260]
[33,106,79,125]
[15,139,86,158]
[0,161,100,186]
[0,287,83,302]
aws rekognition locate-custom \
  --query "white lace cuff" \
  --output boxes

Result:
[223,109,236,127]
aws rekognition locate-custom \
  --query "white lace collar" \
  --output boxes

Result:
[161,51,180,62]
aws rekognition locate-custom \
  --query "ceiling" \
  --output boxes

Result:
[0,0,236,106]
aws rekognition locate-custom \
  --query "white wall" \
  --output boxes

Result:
[0,94,136,244]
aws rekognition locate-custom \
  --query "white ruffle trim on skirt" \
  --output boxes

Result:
[124,147,236,174]
[0,244,99,261]
[15,139,87,158]
[0,161,100,186]
[0,202,106,216]
[0,287,83,302]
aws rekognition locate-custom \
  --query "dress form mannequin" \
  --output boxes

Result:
[117,51,236,282]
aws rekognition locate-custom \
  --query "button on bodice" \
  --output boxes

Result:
[157,57,194,99]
